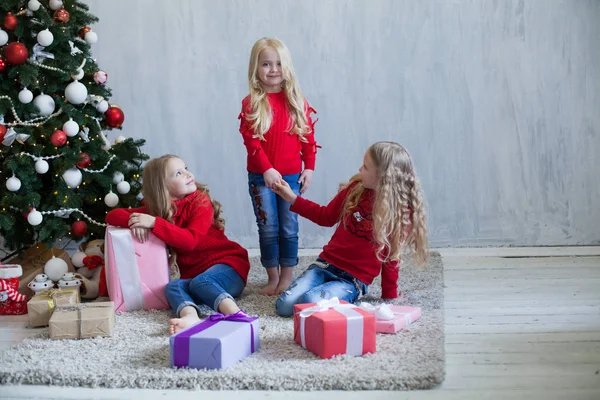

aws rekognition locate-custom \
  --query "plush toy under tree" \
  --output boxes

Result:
[0,0,149,251]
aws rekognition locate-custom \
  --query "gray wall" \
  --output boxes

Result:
[88,0,600,248]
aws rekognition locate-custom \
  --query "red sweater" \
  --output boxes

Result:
[105,190,250,282]
[290,184,400,299]
[238,91,319,175]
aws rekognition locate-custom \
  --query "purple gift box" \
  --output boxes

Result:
[170,313,260,370]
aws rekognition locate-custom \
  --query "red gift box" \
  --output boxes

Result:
[293,298,376,359]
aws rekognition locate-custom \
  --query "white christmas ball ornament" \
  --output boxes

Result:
[70,250,87,268]
[18,88,33,104]
[84,31,98,44]
[117,181,131,194]
[37,29,53,47]
[33,94,55,116]
[112,172,124,184]
[48,0,63,11]
[62,167,83,188]
[96,100,109,113]
[44,256,68,281]
[62,118,79,137]
[114,135,127,144]
[6,176,21,191]
[27,208,43,226]
[104,191,119,207]
[27,0,41,11]
[0,29,8,47]
[35,159,49,174]
[65,81,88,105]
[71,69,84,80]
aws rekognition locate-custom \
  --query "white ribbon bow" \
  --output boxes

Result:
[299,297,356,317]
[2,128,30,146]
[30,44,55,62]
[358,303,396,320]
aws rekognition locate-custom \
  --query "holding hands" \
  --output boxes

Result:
[298,169,313,194]
[271,180,298,204]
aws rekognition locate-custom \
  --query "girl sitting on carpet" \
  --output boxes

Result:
[106,155,251,334]
[271,141,429,316]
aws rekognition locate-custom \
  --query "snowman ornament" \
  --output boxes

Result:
[27,274,55,293]
[57,272,82,290]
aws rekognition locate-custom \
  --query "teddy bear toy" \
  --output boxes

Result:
[70,239,107,299]
[27,274,55,294]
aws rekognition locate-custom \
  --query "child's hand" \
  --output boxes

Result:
[263,168,282,189]
[271,180,298,204]
[128,213,156,229]
[131,227,150,243]
[298,169,313,194]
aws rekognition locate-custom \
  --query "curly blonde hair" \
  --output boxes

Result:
[341,142,429,265]
[246,37,311,141]
[141,155,225,264]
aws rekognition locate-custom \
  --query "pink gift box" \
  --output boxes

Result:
[105,226,170,312]
[376,305,421,334]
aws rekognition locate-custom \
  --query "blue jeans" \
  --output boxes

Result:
[164,263,245,316]
[275,258,368,317]
[248,172,301,268]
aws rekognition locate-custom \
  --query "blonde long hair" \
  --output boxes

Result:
[141,155,225,264]
[246,37,311,141]
[341,142,429,265]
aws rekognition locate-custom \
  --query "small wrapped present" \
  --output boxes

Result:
[170,312,260,370]
[49,301,115,340]
[6,244,75,298]
[358,303,422,334]
[27,288,80,327]
[293,297,376,359]
[104,226,170,312]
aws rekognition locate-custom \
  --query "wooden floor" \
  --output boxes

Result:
[1,247,599,400]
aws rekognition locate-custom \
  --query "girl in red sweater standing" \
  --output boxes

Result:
[271,142,429,317]
[106,155,250,334]
[239,37,319,295]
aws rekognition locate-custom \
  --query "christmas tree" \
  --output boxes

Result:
[0,0,148,251]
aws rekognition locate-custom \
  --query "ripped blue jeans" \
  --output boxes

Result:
[275,258,368,317]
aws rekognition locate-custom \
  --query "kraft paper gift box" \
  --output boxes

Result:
[49,301,115,339]
[293,297,376,359]
[170,313,260,370]
[105,226,170,312]
[7,244,75,298]
[27,288,80,327]
[358,303,422,334]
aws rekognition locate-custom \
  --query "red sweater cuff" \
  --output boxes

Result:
[151,217,169,241]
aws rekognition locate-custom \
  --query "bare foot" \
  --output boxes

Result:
[260,267,280,295]
[169,312,201,335]
[274,266,294,295]
[259,280,279,295]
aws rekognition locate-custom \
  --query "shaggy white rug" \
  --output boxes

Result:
[0,253,444,390]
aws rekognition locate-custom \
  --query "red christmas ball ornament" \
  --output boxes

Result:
[104,106,125,128]
[78,26,91,39]
[53,8,70,24]
[76,152,91,168]
[72,220,88,237]
[50,130,67,147]
[3,13,17,30]
[4,42,28,65]
[0,124,6,142]
[0,57,6,73]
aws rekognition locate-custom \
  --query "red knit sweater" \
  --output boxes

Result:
[238,91,319,175]
[290,184,400,299]
[105,190,250,282]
